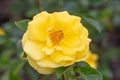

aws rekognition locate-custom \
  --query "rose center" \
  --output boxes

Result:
[49,29,64,45]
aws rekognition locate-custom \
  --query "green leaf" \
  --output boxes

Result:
[83,17,102,33]
[25,63,39,80]
[15,19,30,31]
[55,65,73,79]
[0,49,13,65]
[0,36,8,45]
[55,66,69,78]
[99,65,113,80]
[77,61,90,67]
[13,61,26,75]
[10,59,26,76]
[76,61,103,80]
[26,8,40,18]
[10,74,22,80]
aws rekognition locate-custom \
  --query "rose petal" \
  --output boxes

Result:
[24,41,45,60]
[22,30,28,47]
[37,57,61,68]
[27,56,54,74]
[50,51,75,63]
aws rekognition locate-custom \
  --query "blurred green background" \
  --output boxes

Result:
[0,0,120,80]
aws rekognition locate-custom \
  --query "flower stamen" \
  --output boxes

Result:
[49,29,64,45]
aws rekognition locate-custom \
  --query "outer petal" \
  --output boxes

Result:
[59,60,74,67]
[50,51,75,63]
[53,11,81,22]
[22,30,28,47]
[23,41,45,60]
[84,51,98,68]
[80,24,89,36]
[75,46,89,62]
[37,57,61,68]
[48,11,81,34]
[33,11,49,20]
[27,11,53,42]
[27,56,54,74]
[27,24,44,42]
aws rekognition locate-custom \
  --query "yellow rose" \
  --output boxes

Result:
[22,11,91,74]
[84,51,98,68]
[0,27,5,35]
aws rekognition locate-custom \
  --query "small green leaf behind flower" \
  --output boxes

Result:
[83,17,103,33]
[55,61,102,80]
[75,61,103,80]
[55,65,75,80]
[15,19,30,31]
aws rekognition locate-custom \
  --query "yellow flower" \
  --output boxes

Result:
[84,51,98,68]
[22,11,91,74]
[0,27,5,35]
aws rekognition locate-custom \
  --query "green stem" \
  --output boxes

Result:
[62,73,65,80]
